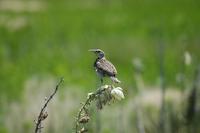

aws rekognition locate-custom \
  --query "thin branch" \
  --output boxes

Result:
[34,78,64,133]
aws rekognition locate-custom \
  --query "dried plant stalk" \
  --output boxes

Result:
[75,85,124,133]
[34,78,64,133]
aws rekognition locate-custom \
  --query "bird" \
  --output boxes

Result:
[89,49,120,84]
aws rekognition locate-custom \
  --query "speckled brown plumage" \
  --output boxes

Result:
[95,57,117,77]
[89,49,120,84]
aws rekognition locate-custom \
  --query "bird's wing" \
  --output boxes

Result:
[96,58,117,76]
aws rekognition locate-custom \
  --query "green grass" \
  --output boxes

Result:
[0,0,200,100]
[0,1,200,132]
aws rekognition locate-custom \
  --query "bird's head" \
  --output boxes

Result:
[89,49,105,59]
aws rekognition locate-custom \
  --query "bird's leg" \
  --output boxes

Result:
[110,77,115,88]
[96,77,103,110]
[111,80,115,89]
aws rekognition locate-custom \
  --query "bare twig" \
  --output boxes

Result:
[34,78,64,133]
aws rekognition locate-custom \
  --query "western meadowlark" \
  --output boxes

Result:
[89,49,120,84]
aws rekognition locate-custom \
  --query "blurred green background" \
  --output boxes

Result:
[0,0,200,133]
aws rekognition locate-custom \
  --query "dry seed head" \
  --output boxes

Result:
[111,87,125,100]
[79,115,90,124]
[40,111,48,121]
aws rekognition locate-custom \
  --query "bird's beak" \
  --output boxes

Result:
[88,49,97,52]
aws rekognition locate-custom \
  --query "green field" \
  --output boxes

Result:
[0,0,200,132]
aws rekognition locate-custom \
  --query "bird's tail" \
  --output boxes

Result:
[110,76,121,83]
